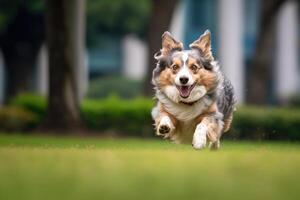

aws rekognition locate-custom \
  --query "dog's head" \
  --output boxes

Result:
[152,30,220,104]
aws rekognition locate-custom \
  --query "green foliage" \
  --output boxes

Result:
[6,93,300,140]
[86,0,151,46]
[81,95,154,136]
[289,95,300,107]
[0,1,20,31]
[9,93,46,120]
[0,106,38,131]
[227,106,300,140]
[0,0,44,32]
[8,93,154,136]
[0,0,150,46]
[26,0,44,12]
[87,76,142,99]
[0,93,45,131]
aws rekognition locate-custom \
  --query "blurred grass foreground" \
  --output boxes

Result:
[1,134,300,200]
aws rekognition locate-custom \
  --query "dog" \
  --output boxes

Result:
[151,30,235,150]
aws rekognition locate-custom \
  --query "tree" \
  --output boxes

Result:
[42,0,85,130]
[0,1,44,103]
[247,0,286,104]
[143,0,178,96]
[86,0,150,47]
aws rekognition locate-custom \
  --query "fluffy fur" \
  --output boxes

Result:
[151,30,235,150]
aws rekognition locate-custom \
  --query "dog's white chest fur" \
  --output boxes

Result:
[156,90,212,121]
[153,91,213,143]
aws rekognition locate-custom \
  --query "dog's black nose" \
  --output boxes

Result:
[179,76,189,84]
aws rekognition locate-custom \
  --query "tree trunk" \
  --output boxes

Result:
[0,5,44,103]
[42,0,83,130]
[247,0,286,104]
[143,0,177,96]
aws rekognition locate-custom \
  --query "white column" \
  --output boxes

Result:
[218,0,244,103]
[36,45,48,96]
[74,0,88,100]
[170,0,186,42]
[122,34,148,80]
[275,0,299,102]
[0,51,4,104]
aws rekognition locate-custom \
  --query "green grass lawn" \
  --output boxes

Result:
[1,134,300,200]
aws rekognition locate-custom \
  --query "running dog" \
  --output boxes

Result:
[151,30,235,150]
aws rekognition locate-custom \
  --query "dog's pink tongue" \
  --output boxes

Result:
[179,86,190,98]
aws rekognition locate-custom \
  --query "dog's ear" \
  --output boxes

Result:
[161,31,183,55]
[189,30,213,60]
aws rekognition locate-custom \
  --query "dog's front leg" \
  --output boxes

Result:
[155,115,176,137]
[192,114,223,150]
[153,103,177,137]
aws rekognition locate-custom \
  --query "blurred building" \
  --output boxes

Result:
[123,0,299,104]
[87,0,299,104]
[0,0,299,104]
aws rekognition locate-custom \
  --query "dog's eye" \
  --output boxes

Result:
[171,64,180,72]
[190,64,200,73]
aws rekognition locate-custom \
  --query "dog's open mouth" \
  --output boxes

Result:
[176,84,196,98]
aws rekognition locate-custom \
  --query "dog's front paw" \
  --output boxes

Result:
[157,116,174,136]
[158,124,171,135]
[192,124,207,150]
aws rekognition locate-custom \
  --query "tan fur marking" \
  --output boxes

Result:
[154,102,178,128]
[187,57,198,66]
[157,55,184,87]
[195,102,217,123]
[161,32,183,55]
[173,58,183,66]
[186,57,218,92]
[197,69,217,91]
[189,30,213,60]
[171,58,183,73]
[158,68,174,87]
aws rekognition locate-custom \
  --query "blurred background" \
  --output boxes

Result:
[0,0,299,139]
